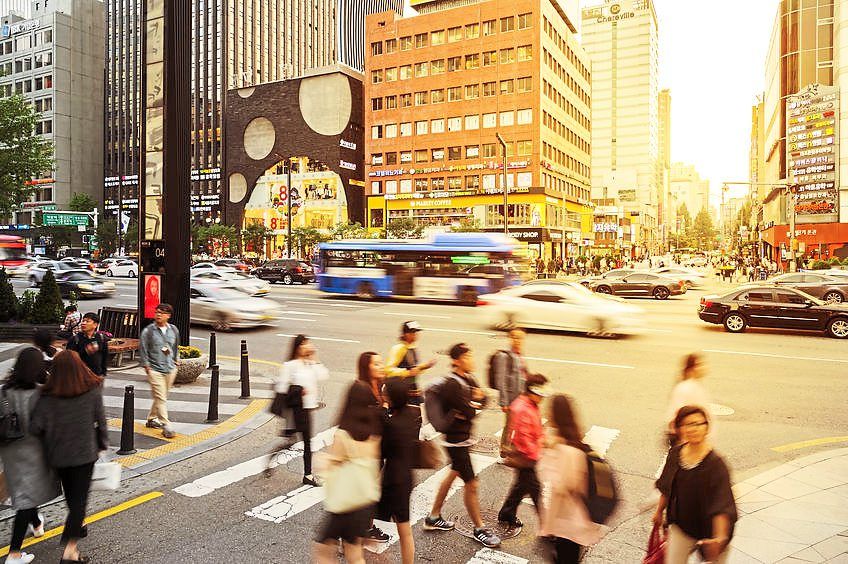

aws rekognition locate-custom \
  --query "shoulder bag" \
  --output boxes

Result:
[0,388,24,445]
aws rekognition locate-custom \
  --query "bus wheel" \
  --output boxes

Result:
[459,288,478,306]
[356,282,376,300]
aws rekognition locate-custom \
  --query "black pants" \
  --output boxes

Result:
[284,408,313,476]
[498,466,541,524]
[552,537,581,563]
[10,508,41,551]
[57,462,95,543]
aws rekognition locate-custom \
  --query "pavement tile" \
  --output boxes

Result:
[738,488,788,504]
[732,536,808,563]
[744,464,799,487]
[812,458,848,479]
[826,554,848,564]
[761,477,825,500]
[733,482,760,498]
[778,559,821,564]
[787,466,848,490]
[760,517,848,546]
[757,500,848,527]
[829,486,848,502]
[787,449,848,469]
[735,516,805,544]
[812,536,848,560]
[728,549,767,564]
[788,547,827,563]
[797,490,848,509]
[738,499,785,515]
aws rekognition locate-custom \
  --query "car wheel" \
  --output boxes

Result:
[496,313,517,331]
[128,270,136,278]
[459,287,478,306]
[723,313,747,333]
[653,287,670,300]
[106,270,113,277]
[827,317,848,339]
[823,291,844,304]
[587,317,611,338]
[282,274,294,285]
[356,282,376,300]
[596,285,612,294]
[212,315,232,332]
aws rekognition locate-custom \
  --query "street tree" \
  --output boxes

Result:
[677,204,692,231]
[331,221,369,240]
[96,219,118,257]
[124,219,139,254]
[288,226,330,259]
[242,223,275,254]
[0,269,18,322]
[30,270,64,324]
[386,217,424,239]
[198,224,238,255]
[691,209,718,250]
[68,192,97,212]
[450,218,482,232]
[0,95,54,217]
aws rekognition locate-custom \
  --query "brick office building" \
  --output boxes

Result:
[364,0,594,260]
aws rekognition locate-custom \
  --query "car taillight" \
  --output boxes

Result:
[294,267,302,273]
[701,298,714,308]
[679,281,685,288]
[476,299,489,306]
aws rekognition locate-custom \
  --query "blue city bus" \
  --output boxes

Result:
[316,233,528,304]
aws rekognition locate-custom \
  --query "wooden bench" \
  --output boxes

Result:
[98,307,140,367]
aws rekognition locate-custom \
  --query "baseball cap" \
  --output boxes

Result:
[449,343,471,360]
[527,383,551,397]
[402,321,422,333]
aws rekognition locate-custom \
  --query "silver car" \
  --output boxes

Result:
[190,284,283,330]
[191,271,271,296]
[28,260,83,285]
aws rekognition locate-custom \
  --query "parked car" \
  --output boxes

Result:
[684,256,709,267]
[190,261,236,274]
[60,257,94,271]
[698,285,848,339]
[588,272,686,300]
[770,272,848,303]
[252,259,315,284]
[651,266,708,288]
[100,259,138,278]
[478,282,642,336]
[577,268,637,287]
[28,261,82,285]
[214,258,252,272]
[190,284,283,330]
[191,270,271,296]
[54,270,116,299]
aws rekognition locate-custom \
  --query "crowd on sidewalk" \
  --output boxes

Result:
[268,323,739,563]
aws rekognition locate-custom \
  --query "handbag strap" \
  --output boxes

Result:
[0,387,12,417]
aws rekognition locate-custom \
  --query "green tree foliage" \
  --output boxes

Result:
[242,223,275,254]
[386,218,424,240]
[195,224,238,255]
[677,204,692,231]
[30,270,65,324]
[289,227,330,259]
[68,192,97,212]
[331,222,369,240]
[0,95,54,216]
[690,209,718,250]
[17,290,36,323]
[0,269,18,322]
[95,219,118,257]
[450,218,482,232]
[124,219,139,254]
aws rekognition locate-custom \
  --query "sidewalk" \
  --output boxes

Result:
[728,447,848,563]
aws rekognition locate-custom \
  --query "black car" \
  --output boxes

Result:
[698,285,848,339]
[55,270,116,299]
[770,272,848,303]
[588,272,686,300]
[577,269,636,287]
[252,259,315,284]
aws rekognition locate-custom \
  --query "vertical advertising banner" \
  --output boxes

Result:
[143,274,162,319]
[786,84,840,224]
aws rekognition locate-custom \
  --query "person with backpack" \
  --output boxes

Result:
[57,305,81,340]
[497,373,548,529]
[0,348,59,564]
[385,321,436,405]
[65,312,109,378]
[538,394,604,563]
[489,329,528,457]
[424,343,501,549]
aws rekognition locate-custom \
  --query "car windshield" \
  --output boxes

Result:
[195,286,246,300]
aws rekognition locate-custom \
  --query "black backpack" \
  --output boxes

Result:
[584,450,619,524]
[0,388,25,445]
[424,376,461,433]
[486,350,513,390]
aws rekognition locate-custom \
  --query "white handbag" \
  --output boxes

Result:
[323,457,380,514]
[90,461,122,491]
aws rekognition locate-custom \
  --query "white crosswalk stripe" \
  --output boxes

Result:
[467,548,529,563]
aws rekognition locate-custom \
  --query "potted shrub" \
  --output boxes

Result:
[175,345,208,384]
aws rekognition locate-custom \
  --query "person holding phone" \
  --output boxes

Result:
[385,321,437,405]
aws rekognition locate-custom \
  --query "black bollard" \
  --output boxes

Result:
[208,331,217,368]
[206,364,220,423]
[116,385,137,455]
[239,340,251,399]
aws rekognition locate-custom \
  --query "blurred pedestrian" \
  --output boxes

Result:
[274,334,328,487]
[31,328,57,369]
[65,313,109,377]
[30,350,108,564]
[376,379,421,564]
[139,303,180,439]
[538,394,603,563]
[490,329,528,458]
[425,343,501,548]
[654,406,736,563]
[357,351,391,543]
[497,374,548,529]
[0,348,58,564]
[665,353,713,446]
[314,379,383,564]
[56,305,81,340]
[385,321,436,406]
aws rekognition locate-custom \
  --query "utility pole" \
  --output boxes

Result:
[496,133,508,236]
[286,159,293,258]
[787,185,797,272]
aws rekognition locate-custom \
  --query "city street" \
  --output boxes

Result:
[4,275,846,562]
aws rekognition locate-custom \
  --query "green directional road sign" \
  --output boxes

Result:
[42,212,90,227]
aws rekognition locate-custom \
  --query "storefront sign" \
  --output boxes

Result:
[2,20,39,37]
[593,222,618,233]
[485,228,550,244]
[340,139,357,150]
[191,167,221,181]
[340,160,357,171]
[42,212,90,227]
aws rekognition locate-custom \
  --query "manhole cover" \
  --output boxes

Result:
[469,436,500,455]
[708,403,735,416]
[452,510,523,541]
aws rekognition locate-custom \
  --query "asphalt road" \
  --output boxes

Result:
[6,274,847,563]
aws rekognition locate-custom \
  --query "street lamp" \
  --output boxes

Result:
[495,132,508,236]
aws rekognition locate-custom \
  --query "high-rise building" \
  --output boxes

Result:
[104,0,402,229]
[364,0,594,261]
[582,0,661,256]
[669,162,709,222]
[658,88,671,246]
[0,0,28,17]
[1,0,104,232]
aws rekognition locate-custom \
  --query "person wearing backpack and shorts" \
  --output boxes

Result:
[488,329,528,457]
[424,343,501,549]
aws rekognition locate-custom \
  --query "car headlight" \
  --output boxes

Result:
[78,284,92,290]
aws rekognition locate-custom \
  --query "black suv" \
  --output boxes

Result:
[253,259,315,285]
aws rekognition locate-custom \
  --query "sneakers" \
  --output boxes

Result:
[27,512,44,537]
[498,517,523,529]
[366,525,390,542]
[162,429,176,439]
[302,475,320,487]
[423,515,455,531]
[473,527,501,548]
[6,553,35,564]
[145,419,164,429]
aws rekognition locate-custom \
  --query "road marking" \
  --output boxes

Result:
[174,426,338,497]
[281,310,327,316]
[115,303,136,308]
[0,492,164,557]
[583,425,621,457]
[119,293,135,297]
[383,312,452,319]
[219,354,283,367]
[526,356,635,370]
[275,333,361,344]
[102,394,244,415]
[771,436,848,453]
[105,377,276,399]
[0,343,20,354]
[467,548,529,564]
[189,336,205,341]
[703,349,848,365]
[423,327,498,336]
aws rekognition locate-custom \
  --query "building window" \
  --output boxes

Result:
[416,120,428,135]
[517,76,532,93]
[400,179,412,192]
[415,33,428,48]
[34,75,52,91]
[517,45,533,61]
[415,179,428,192]
[431,89,445,103]
[483,82,496,97]
[447,116,462,132]
[482,143,497,158]
[482,113,497,128]
[448,86,462,102]
[415,62,429,77]
[401,151,412,163]
[465,84,480,99]
[15,58,32,73]
[518,12,532,29]
[35,119,52,135]
[386,180,398,194]
[445,176,460,190]
[431,119,445,133]
[431,177,445,190]
[500,79,514,95]
[371,125,383,139]
[448,146,462,160]
[448,26,462,42]
[447,56,462,72]
[400,93,412,107]
[415,91,428,106]
[35,97,52,112]
[400,65,412,79]
[371,97,383,111]
[371,153,384,165]
[371,42,383,56]
[431,59,445,74]
[465,23,480,39]
[385,152,398,165]
[431,30,445,45]
[386,95,397,110]
[385,123,398,138]
[517,108,532,124]
[33,51,52,68]
[500,111,514,126]
[465,145,479,158]
[431,147,444,161]
[465,175,480,190]
[483,50,497,66]
[385,39,397,53]
[371,181,382,194]
[371,69,383,83]
[415,149,429,163]
[399,36,412,50]
[500,48,515,63]
[500,16,515,32]
[482,19,497,36]
[517,140,532,156]
[465,115,479,130]
[385,67,397,81]
[465,53,480,70]
[400,122,413,137]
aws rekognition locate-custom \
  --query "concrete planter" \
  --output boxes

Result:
[0,323,60,342]
[175,354,208,385]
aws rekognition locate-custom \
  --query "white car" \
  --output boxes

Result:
[651,267,708,288]
[190,284,283,330]
[478,282,644,336]
[190,262,236,275]
[102,259,138,278]
[191,271,270,296]
[28,261,84,285]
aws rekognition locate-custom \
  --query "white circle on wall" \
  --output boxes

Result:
[237,87,255,98]
[243,117,275,160]
[299,73,351,136]
[229,173,247,202]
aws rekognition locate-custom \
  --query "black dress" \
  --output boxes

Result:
[376,405,422,523]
